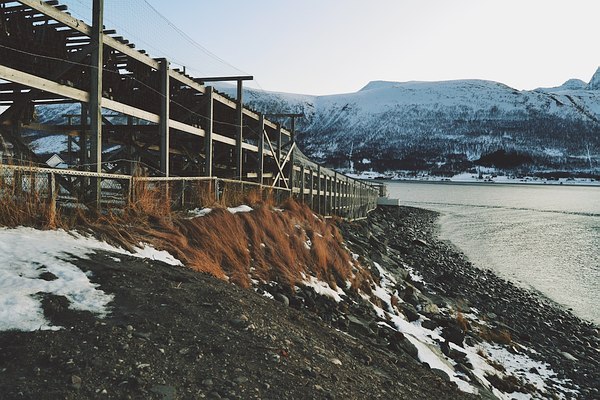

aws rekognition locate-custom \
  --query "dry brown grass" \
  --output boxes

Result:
[456,311,469,332]
[479,327,512,345]
[0,174,375,296]
[0,167,63,229]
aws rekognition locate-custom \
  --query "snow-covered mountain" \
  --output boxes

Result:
[17,69,600,176]
[218,70,600,175]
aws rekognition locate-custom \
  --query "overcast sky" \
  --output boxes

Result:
[143,0,600,95]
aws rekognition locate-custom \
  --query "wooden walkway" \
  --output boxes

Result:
[0,0,380,218]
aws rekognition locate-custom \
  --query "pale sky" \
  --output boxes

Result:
[141,0,600,95]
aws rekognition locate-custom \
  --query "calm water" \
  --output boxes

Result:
[386,181,600,325]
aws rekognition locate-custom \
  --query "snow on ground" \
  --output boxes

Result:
[301,274,346,302]
[0,227,182,332]
[227,205,253,214]
[348,255,575,398]
[187,207,213,218]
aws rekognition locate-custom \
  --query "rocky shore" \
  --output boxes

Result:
[339,206,599,399]
[0,205,598,399]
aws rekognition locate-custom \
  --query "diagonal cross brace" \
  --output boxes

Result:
[262,128,289,189]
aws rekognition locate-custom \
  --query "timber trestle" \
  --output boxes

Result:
[0,0,378,219]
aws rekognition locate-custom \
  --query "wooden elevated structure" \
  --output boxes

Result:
[0,0,379,218]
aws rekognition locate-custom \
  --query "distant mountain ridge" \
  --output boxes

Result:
[216,69,600,175]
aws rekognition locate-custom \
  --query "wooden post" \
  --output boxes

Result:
[277,124,282,163]
[300,165,305,203]
[309,168,314,209]
[288,118,295,198]
[317,165,321,214]
[49,172,56,219]
[90,0,104,206]
[204,86,214,177]
[333,172,338,215]
[327,176,331,215]
[258,114,264,185]
[79,103,88,169]
[159,58,170,177]
[235,80,243,180]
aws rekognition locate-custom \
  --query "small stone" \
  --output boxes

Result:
[413,238,428,247]
[71,375,82,390]
[230,315,249,328]
[39,271,58,281]
[126,325,134,332]
[275,293,290,306]
[133,331,151,340]
[560,351,578,361]
[329,358,342,366]
[202,379,214,387]
[233,376,249,384]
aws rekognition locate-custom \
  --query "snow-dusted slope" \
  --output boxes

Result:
[25,70,600,174]
[228,71,600,174]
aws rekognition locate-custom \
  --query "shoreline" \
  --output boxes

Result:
[347,206,598,398]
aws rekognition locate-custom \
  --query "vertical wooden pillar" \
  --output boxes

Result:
[300,165,305,203]
[89,0,104,206]
[309,168,314,209]
[316,165,321,214]
[204,86,214,177]
[257,114,264,185]
[323,176,328,216]
[79,103,88,169]
[159,58,170,177]
[288,119,295,198]
[277,124,282,163]
[236,80,243,180]
[333,172,338,215]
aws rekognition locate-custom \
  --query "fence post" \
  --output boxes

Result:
[128,176,134,206]
[180,180,186,209]
[49,172,56,219]
[214,178,220,203]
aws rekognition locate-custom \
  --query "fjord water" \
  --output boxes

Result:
[386,181,600,325]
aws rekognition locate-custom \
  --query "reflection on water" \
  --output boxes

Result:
[386,182,600,325]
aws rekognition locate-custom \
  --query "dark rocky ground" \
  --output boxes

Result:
[0,206,598,399]
[339,206,599,399]
[0,211,474,400]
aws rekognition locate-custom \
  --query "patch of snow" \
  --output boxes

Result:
[0,228,115,331]
[302,276,345,302]
[187,207,212,218]
[132,244,182,266]
[0,227,184,332]
[227,205,253,214]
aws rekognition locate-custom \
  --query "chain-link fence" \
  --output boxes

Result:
[0,162,379,221]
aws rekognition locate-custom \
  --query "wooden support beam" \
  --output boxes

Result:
[235,79,243,180]
[89,0,103,207]
[277,124,282,162]
[159,58,170,177]
[317,165,321,215]
[300,165,305,202]
[257,114,264,185]
[204,86,214,177]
